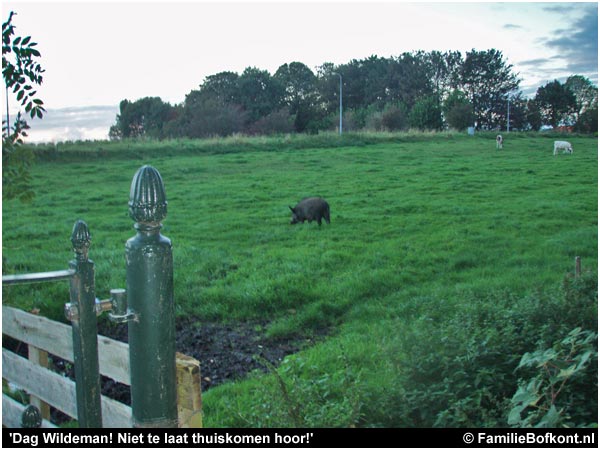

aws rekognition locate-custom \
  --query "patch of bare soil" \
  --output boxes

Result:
[96,317,316,404]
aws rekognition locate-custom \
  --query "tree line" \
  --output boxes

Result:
[109,49,598,140]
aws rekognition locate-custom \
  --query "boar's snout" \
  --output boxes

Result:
[289,206,300,224]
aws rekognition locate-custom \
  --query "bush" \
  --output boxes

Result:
[364,109,384,131]
[443,90,474,131]
[508,327,597,427]
[381,103,409,131]
[574,107,598,133]
[409,96,443,131]
[445,103,474,131]
[392,272,597,427]
[187,99,247,138]
[248,108,294,135]
[227,351,364,427]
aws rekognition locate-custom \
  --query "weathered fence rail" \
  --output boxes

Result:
[2,305,132,427]
[2,305,202,427]
[2,269,75,285]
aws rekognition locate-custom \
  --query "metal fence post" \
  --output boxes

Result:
[67,220,103,427]
[126,165,177,428]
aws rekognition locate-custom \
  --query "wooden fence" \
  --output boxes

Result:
[2,305,202,428]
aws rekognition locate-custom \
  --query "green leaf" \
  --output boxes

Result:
[557,365,576,379]
[21,36,30,45]
[576,350,593,370]
[508,405,525,425]
[535,405,561,428]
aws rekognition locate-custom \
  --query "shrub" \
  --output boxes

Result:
[393,272,597,427]
[508,327,597,427]
[232,351,364,427]
[443,90,474,131]
[574,107,598,133]
[364,109,384,131]
[409,96,443,131]
[381,103,409,131]
[248,108,294,135]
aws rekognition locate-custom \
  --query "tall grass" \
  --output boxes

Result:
[22,129,593,161]
[3,132,597,426]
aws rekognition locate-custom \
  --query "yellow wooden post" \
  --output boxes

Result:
[27,345,51,421]
[176,352,203,428]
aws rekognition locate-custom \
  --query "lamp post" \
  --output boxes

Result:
[332,72,342,135]
[507,96,511,133]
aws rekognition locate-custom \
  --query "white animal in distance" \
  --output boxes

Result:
[553,141,573,155]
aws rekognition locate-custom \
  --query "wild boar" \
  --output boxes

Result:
[289,197,331,226]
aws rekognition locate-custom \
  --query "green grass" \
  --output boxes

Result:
[2,132,597,426]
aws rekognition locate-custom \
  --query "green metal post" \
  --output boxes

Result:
[67,220,103,427]
[126,165,177,428]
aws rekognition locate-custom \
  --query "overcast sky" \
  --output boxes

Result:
[2,1,598,142]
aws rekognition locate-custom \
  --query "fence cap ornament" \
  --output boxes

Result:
[71,220,91,260]
[21,405,42,428]
[128,165,168,228]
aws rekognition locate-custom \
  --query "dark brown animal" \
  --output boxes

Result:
[289,197,331,226]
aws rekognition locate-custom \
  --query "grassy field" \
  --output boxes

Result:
[2,132,597,427]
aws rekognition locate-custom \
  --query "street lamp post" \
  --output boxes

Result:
[333,72,342,135]
[507,96,511,133]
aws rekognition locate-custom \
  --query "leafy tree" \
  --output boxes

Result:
[237,67,284,124]
[460,49,520,130]
[409,96,443,130]
[2,11,45,202]
[424,50,462,103]
[526,99,543,131]
[315,63,342,118]
[534,80,577,128]
[361,55,391,106]
[112,97,172,138]
[337,55,392,107]
[110,48,537,137]
[387,52,434,109]
[503,93,529,131]
[199,71,240,105]
[443,90,474,130]
[275,62,316,108]
[183,92,246,138]
[274,62,317,132]
[565,75,598,124]
[331,60,366,111]
[573,106,598,133]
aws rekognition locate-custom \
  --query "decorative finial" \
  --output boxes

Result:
[71,220,91,261]
[128,165,168,227]
[21,405,42,428]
